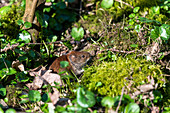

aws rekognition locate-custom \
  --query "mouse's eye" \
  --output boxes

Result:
[82,55,85,58]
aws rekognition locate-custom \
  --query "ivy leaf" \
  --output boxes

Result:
[124,103,140,113]
[17,19,24,26]
[152,6,160,14]
[0,6,11,15]
[42,93,51,102]
[0,84,6,96]
[29,50,36,58]
[150,26,159,40]
[101,0,114,9]
[6,67,17,75]
[134,25,141,32]
[71,27,84,41]
[101,96,115,108]
[159,25,170,41]
[56,2,66,9]
[28,90,41,102]
[133,7,140,13]
[60,61,69,68]
[77,87,96,108]
[129,13,135,18]
[24,22,32,29]
[18,30,31,43]
[66,0,75,3]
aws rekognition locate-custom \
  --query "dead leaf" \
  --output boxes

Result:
[137,84,154,92]
[49,88,60,105]
[12,60,25,71]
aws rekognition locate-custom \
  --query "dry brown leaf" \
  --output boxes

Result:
[12,60,25,71]
[49,88,60,105]
[137,84,154,92]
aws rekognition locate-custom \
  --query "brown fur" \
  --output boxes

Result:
[49,51,91,75]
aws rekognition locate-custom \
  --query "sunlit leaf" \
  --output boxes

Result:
[5,108,16,113]
[159,25,170,40]
[77,87,96,108]
[101,0,114,9]
[71,27,84,41]
[0,85,6,96]
[60,61,69,68]
[101,96,115,108]
[0,6,11,15]
[124,103,140,113]
[133,7,140,13]
[130,44,138,48]
[17,20,24,26]
[134,25,141,32]
[18,30,31,43]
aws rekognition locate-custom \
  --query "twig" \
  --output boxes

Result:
[0,41,61,52]
[115,0,134,9]
[88,108,93,113]
[116,86,125,113]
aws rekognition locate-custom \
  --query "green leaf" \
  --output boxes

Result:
[29,50,36,58]
[28,90,41,102]
[101,0,114,9]
[0,6,11,15]
[124,103,140,113]
[134,25,141,32]
[18,30,31,43]
[24,22,32,28]
[18,56,28,62]
[71,27,84,41]
[5,108,16,113]
[0,107,4,113]
[60,61,69,68]
[128,19,135,25]
[153,90,163,103]
[14,48,26,55]
[6,68,17,75]
[101,96,115,108]
[159,25,170,41]
[150,26,159,40]
[0,85,6,97]
[56,2,66,9]
[130,44,138,48]
[17,20,24,26]
[16,72,29,82]
[152,6,160,14]
[42,93,50,102]
[96,82,102,87]
[129,13,135,18]
[77,87,96,108]
[133,7,140,13]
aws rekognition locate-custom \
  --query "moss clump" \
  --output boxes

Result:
[82,57,165,96]
[0,4,24,39]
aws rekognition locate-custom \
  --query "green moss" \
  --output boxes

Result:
[82,57,165,96]
[0,4,24,39]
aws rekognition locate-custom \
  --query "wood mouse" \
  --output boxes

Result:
[49,51,91,75]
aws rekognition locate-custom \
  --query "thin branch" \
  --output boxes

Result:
[116,86,125,113]
[115,0,134,9]
[0,41,61,52]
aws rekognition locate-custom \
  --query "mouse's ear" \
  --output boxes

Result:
[69,54,76,61]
